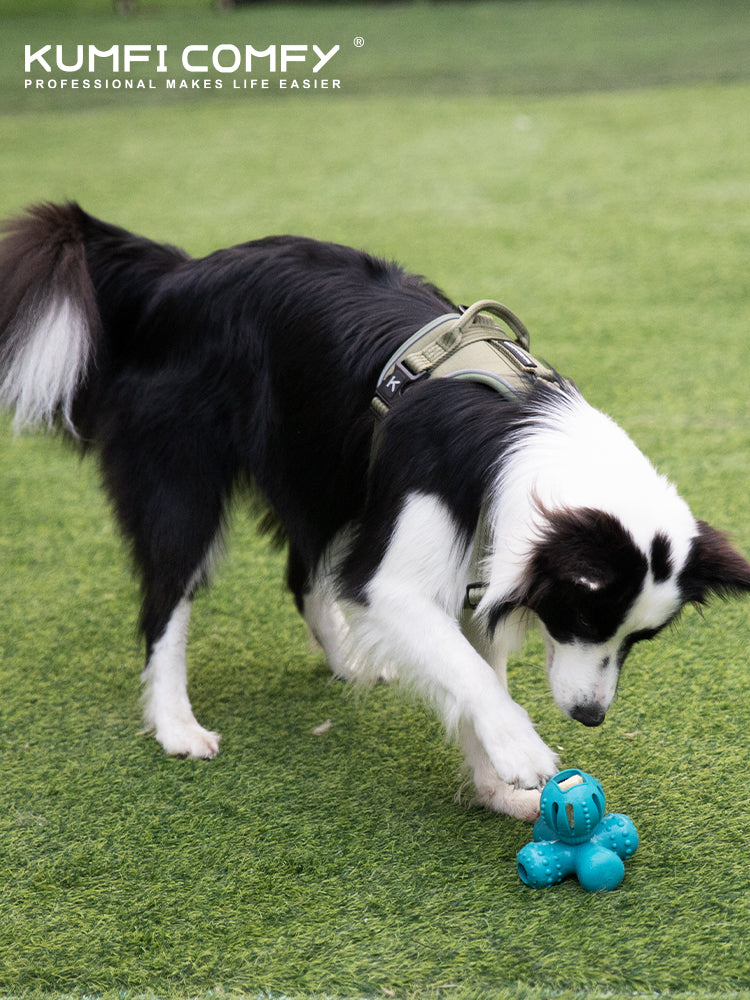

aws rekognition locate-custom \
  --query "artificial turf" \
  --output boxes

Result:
[2,3,750,998]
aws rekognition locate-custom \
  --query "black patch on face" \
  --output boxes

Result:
[521,507,648,644]
[650,532,673,583]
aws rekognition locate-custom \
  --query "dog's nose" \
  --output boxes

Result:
[570,703,606,727]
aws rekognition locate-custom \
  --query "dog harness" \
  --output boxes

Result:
[370,300,564,611]
[371,299,561,418]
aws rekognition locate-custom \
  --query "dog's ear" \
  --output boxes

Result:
[679,520,750,605]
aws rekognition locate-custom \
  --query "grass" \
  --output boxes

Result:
[2,2,750,998]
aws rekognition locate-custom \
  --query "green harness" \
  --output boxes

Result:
[370,300,564,611]
[371,299,561,418]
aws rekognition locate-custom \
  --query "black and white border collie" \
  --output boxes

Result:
[2,202,749,820]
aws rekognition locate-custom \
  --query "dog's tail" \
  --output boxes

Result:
[0,201,186,436]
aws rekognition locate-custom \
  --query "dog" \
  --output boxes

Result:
[2,201,749,821]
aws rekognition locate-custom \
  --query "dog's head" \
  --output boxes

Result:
[489,506,750,727]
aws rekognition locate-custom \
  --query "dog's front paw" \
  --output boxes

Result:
[473,780,542,822]
[508,738,559,792]
[476,707,559,793]
[148,718,221,760]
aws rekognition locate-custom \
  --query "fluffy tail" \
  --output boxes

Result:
[0,202,100,433]
[0,201,187,436]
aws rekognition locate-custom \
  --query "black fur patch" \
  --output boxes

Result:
[522,508,648,644]
[650,532,673,582]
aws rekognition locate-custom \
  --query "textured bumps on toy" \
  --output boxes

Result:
[516,769,638,892]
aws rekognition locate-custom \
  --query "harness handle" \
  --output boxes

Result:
[455,300,531,351]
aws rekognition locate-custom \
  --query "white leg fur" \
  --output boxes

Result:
[303,587,364,680]
[460,608,550,817]
[348,494,558,806]
[303,567,397,682]
[459,721,543,821]
[140,598,220,759]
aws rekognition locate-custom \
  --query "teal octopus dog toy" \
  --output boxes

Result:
[516,769,638,892]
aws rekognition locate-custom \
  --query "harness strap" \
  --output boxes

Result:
[372,299,560,417]
[465,582,489,609]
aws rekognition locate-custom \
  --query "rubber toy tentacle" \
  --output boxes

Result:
[517,841,576,888]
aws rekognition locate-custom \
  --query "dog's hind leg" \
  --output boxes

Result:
[140,591,221,760]
[101,419,230,759]
[136,517,226,759]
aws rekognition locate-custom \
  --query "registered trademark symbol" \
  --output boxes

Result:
[353,36,365,48]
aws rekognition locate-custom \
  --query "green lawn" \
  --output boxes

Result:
[2,3,750,999]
